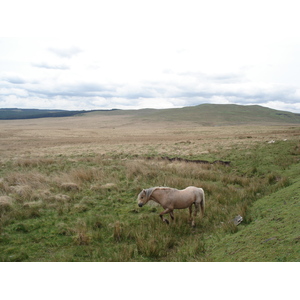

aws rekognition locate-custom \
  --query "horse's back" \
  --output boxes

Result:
[184,186,204,200]
[184,186,203,194]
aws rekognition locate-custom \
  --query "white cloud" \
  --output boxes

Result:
[48,46,82,58]
[0,87,28,97]
[1,1,300,113]
[32,62,70,70]
[260,101,300,113]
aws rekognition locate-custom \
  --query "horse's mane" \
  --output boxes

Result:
[144,187,174,200]
[153,187,177,192]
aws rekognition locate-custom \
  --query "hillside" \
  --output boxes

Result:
[210,163,300,261]
[1,104,300,125]
[84,104,300,125]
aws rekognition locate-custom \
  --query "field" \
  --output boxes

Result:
[0,111,299,261]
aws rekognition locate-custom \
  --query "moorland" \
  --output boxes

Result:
[0,104,299,261]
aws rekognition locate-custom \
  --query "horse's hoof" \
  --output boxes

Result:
[164,219,170,225]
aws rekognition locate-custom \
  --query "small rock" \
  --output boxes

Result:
[232,215,243,226]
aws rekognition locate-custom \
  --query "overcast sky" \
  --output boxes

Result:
[1,0,300,112]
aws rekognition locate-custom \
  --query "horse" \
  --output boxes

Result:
[137,186,205,226]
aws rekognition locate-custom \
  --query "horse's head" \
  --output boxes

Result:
[137,188,154,207]
[137,189,147,207]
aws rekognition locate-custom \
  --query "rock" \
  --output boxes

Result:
[232,215,243,226]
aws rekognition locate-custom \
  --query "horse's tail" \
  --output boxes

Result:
[194,188,205,218]
[199,188,205,218]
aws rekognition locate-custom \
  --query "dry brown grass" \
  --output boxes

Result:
[0,196,14,214]
[0,114,299,161]
[1,116,298,214]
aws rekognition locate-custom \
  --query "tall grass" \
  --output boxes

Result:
[0,139,299,261]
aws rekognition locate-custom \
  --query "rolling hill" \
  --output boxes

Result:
[1,104,300,125]
[83,104,300,125]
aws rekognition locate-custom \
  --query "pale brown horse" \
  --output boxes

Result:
[137,186,205,226]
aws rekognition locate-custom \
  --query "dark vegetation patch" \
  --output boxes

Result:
[147,156,231,165]
[0,108,119,120]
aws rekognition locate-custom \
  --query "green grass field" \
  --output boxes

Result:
[1,133,299,261]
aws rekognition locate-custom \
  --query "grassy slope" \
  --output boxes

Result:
[210,164,300,262]
[85,104,300,125]
[1,104,300,124]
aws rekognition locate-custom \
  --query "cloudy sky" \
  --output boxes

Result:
[1,0,300,112]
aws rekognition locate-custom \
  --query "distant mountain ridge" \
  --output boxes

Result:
[1,104,300,125]
[0,108,118,120]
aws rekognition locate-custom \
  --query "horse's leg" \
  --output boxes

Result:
[189,205,195,226]
[194,202,199,216]
[170,211,175,222]
[200,198,205,218]
[159,208,172,224]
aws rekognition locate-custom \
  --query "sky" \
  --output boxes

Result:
[1,0,300,113]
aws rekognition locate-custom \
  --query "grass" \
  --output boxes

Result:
[209,163,300,261]
[63,103,300,125]
[82,104,300,125]
[0,132,299,261]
